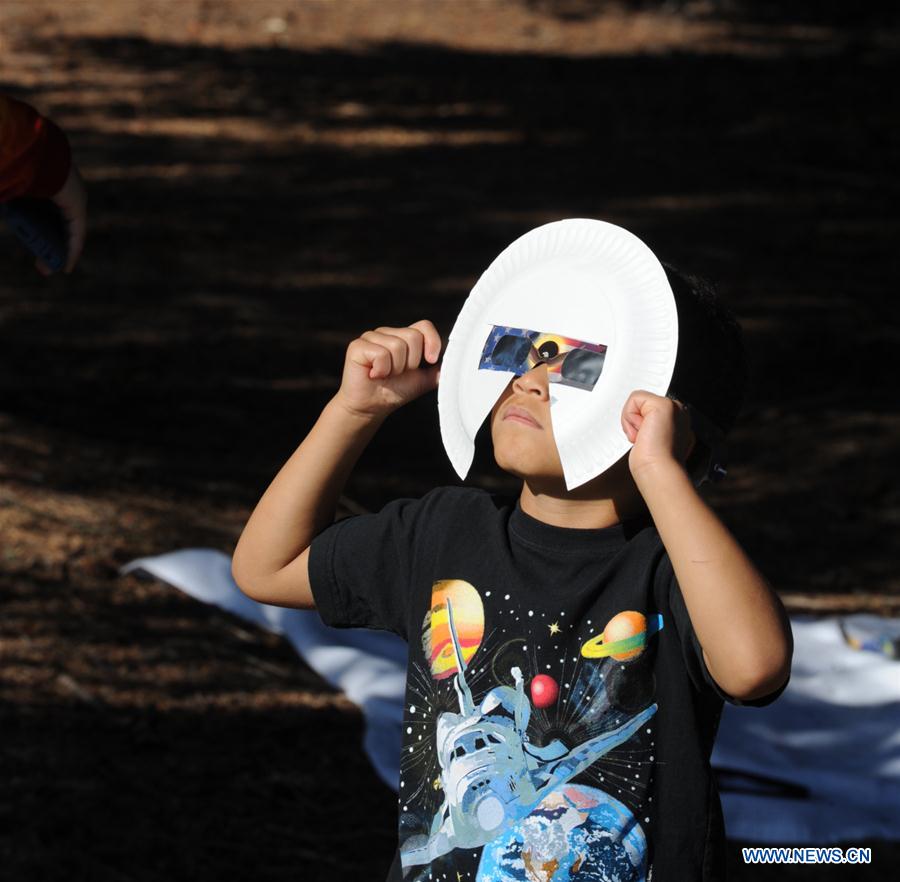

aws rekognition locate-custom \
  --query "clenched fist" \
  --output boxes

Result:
[622,389,696,479]
[335,319,443,419]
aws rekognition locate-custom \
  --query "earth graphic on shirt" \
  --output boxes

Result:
[475,784,646,882]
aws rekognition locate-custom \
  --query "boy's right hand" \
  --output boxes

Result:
[335,319,442,419]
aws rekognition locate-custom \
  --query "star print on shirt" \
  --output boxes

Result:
[548,621,561,635]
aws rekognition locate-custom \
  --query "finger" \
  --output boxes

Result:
[625,388,671,425]
[374,325,424,370]
[364,332,409,378]
[621,392,647,441]
[621,391,644,423]
[408,319,442,364]
[34,258,52,277]
[361,330,409,376]
[625,389,656,414]
[348,338,392,379]
[623,413,642,442]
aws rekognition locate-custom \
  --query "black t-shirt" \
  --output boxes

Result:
[308,485,781,882]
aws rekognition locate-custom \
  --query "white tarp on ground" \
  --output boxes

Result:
[121,549,900,843]
[713,615,900,842]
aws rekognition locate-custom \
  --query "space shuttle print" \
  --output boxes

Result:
[400,579,663,881]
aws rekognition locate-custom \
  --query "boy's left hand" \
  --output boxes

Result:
[621,390,696,478]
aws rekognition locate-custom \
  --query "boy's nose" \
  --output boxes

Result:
[512,363,550,398]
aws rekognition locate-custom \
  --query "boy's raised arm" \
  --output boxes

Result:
[622,390,793,702]
[231,320,442,609]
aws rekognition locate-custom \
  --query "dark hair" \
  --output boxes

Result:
[661,262,749,482]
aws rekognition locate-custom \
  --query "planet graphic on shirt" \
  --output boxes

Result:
[580,611,663,661]
[476,784,646,882]
[530,674,559,709]
[421,579,485,680]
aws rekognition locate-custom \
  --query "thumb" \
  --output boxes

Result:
[403,361,441,401]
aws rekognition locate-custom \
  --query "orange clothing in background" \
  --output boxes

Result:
[0,95,71,202]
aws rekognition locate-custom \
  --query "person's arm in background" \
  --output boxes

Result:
[623,390,793,702]
[231,319,443,609]
[0,94,87,273]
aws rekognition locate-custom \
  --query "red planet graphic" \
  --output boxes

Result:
[530,674,559,708]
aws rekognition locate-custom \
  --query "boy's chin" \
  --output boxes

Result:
[494,451,638,500]
[494,455,566,487]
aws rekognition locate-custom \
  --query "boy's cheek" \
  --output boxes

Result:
[491,423,564,478]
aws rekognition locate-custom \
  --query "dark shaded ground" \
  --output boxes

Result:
[1,1,898,879]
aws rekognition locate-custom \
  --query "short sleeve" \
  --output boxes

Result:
[659,553,789,707]
[307,490,439,639]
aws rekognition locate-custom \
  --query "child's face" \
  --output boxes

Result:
[488,364,566,483]
[488,363,643,504]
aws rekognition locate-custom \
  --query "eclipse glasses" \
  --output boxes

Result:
[478,324,608,392]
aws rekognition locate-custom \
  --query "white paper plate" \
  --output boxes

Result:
[437,218,678,490]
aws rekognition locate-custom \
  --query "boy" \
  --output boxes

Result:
[232,262,792,881]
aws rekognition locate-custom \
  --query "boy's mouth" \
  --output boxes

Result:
[502,404,542,429]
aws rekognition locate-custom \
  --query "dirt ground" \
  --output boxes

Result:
[1,1,898,879]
